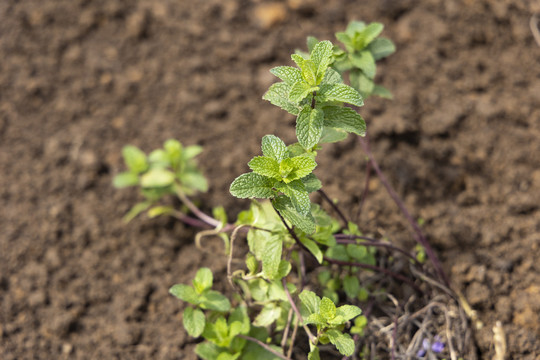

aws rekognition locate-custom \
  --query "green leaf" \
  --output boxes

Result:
[318,84,363,107]
[301,60,317,86]
[140,168,175,188]
[195,342,221,360]
[200,290,231,312]
[350,315,368,335]
[310,40,333,84]
[169,284,199,305]
[335,32,354,52]
[248,228,272,261]
[261,135,288,162]
[289,155,317,180]
[336,304,362,322]
[164,139,183,167]
[179,170,208,194]
[300,237,323,264]
[308,347,321,360]
[242,338,283,360]
[346,244,367,261]
[245,253,259,274]
[321,67,343,86]
[299,290,320,315]
[350,70,374,98]
[343,275,360,299]
[148,149,170,167]
[296,106,324,150]
[147,205,174,218]
[301,173,322,193]
[193,267,213,294]
[183,307,205,337]
[322,105,366,136]
[230,173,275,199]
[326,330,355,356]
[360,22,384,46]
[272,196,316,234]
[289,81,315,104]
[277,180,311,215]
[307,36,319,51]
[346,21,366,35]
[367,37,396,60]
[350,51,376,78]
[326,244,349,262]
[276,260,291,279]
[184,145,204,159]
[249,278,269,302]
[248,156,281,179]
[263,82,300,115]
[320,297,337,320]
[213,206,228,230]
[122,145,148,174]
[372,84,393,99]
[262,235,282,280]
[253,303,282,327]
[113,172,139,188]
[270,66,302,86]
[123,201,152,222]
[319,127,348,143]
[229,306,251,335]
[306,313,326,326]
[217,353,241,360]
[291,53,306,68]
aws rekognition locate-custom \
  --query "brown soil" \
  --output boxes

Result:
[1,0,539,359]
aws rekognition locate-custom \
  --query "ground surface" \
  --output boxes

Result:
[1,0,539,359]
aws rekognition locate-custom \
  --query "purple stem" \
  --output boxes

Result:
[318,189,349,226]
[358,137,450,287]
[355,160,372,222]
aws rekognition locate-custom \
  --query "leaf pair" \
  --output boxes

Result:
[169,268,231,337]
[194,306,251,360]
[299,290,362,356]
[230,135,318,218]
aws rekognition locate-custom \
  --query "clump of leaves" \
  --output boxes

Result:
[300,290,362,358]
[263,40,366,151]
[332,21,395,99]
[113,139,207,221]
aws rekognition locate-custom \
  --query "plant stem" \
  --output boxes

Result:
[355,160,372,222]
[282,278,317,344]
[317,189,348,226]
[175,188,222,228]
[358,137,450,287]
[171,211,210,228]
[238,335,290,360]
[287,316,300,359]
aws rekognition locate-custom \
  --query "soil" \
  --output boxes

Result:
[1,0,539,359]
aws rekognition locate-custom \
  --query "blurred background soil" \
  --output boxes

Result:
[1,0,539,358]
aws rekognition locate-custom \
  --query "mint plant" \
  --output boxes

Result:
[332,21,395,99]
[113,139,207,222]
[114,21,460,359]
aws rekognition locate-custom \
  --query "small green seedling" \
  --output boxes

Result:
[113,139,207,221]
